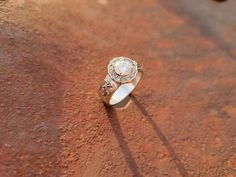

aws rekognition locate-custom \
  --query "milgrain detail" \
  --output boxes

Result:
[100,81,113,96]
[100,76,117,96]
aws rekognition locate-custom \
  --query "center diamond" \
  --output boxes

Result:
[114,61,132,76]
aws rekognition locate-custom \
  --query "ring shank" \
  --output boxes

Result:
[100,69,142,106]
[109,71,142,105]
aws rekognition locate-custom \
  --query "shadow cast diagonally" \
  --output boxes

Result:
[131,96,189,177]
[104,106,143,177]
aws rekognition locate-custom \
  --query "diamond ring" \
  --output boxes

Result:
[99,56,143,106]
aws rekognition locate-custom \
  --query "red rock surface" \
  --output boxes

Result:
[0,0,236,177]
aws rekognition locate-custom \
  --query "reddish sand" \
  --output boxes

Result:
[0,0,235,177]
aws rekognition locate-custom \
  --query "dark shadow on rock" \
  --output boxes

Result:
[104,106,143,177]
[131,96,190,177]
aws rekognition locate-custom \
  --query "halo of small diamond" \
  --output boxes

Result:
[108,57,138,83]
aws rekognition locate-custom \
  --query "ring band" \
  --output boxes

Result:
[99,56,143,106]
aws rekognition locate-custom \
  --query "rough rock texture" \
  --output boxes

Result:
[0,0,236,177]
